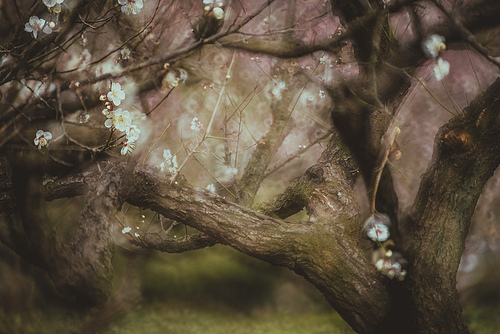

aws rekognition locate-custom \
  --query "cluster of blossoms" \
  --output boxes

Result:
[319,54,334,68]
[25,16,53,39]
[118,0,143,15]
[121,214,147,237]
[190,117,203,132]
[101,82,141,155]
[364,213,407,280]
[121,226,132,234]
[422,34,450,81]
[34,130,53,149]
[160,149,179,175]
[206,184,216,193]
[121,226,140,238]
[25,0,64,39]
[203,0,225,20]
[372,249,407,281]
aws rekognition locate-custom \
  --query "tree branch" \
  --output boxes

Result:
[42,158,389,332]
[238,75,294,207]
[257,132,358,219]
[404,77,500,333]
[130,232,217,253]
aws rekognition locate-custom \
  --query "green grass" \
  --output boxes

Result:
[1,245,498,333]
[108,301,353,334]
[464,301,500,334]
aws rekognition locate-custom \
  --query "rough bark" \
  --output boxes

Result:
[2,160,125,305]
[403,77,500,333]
[41,134,391,333]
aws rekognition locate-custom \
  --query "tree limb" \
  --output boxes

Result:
[404,77,500,333]
[130,232,217,253]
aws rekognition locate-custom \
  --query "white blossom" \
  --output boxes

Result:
[164,71,178,89]
[190,117,203,132]
[178,68,188,83]
[121,141,135,155]
[319,90,326,99]
[122,227,132,234]
[367,223,390,242]
[160,149,179,174]
[225,166,238,177]
[80,33,87,46]
[43,0,63,13]
[121,47,131,60]
[79,49,92,69]
[25,16,52,39]
[107,82,125,106]
[34,130,52,149]
[79,111,90,123]
[203,0,214,4]
[364,214,391,242]
[422,34,446,59]
[134,232,140,237]
[125,124,141,142]
[433,58,450,81]
[206,184,216,193]
[104,108,132,131]
[43,0,63,7]
[319,55,330,65]
[118,0,143,15]
[272,81,286,101]
[212,7,224,20]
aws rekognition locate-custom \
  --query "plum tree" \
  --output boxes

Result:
[1,0,500,333]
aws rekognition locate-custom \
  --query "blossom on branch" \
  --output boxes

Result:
[372,249,407,281]
[422,34,446,59]
[160,149,178,174]
[125,124,141,142]
[206,184,216,193]
[433,58,450,81]
[190,117,203,132]
[121,141,135,155]
[121,47,131,60]
[43,0,64,13]
[118,0,143,15]
[34,130,52,149]
[225,166,238,178]
[212,7,224,20]
[107,82,125,106]
[364,213,391,242]
[319,55,331,66]
[104,108,132,131]
[367,223,390,242]
[25,16,53,39]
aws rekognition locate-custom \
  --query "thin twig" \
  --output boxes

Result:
[172,52,237,181]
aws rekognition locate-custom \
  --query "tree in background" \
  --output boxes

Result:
[1,0,500,333]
